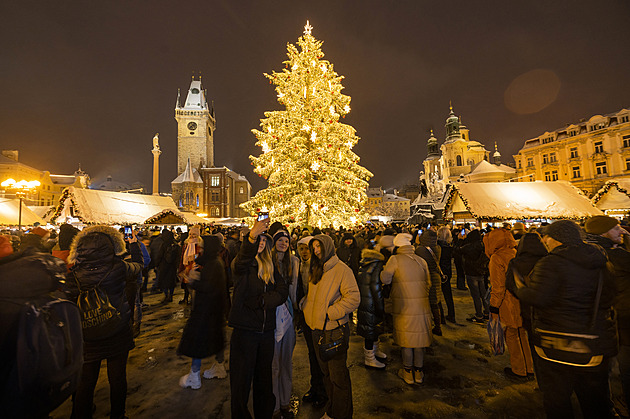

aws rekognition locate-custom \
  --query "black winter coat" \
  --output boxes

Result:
[438,240,453,279]
[177,236,226,359]
[505,233,548,334]
[587,233,630,346]
[337,236,361,278]
[516,242,618,357]
[356,249,385,340]
[460,231,488,276]
[66,228,143,361]
[228,236,288,332]
[156,231,181,291]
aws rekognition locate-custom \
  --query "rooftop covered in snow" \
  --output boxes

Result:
[444,181,602,221]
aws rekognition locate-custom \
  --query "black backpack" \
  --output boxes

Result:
[2,297,83,418]
[74,265,123,340]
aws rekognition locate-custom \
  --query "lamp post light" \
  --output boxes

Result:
[1,178,41,233]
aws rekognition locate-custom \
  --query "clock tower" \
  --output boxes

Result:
[175,76,216,174]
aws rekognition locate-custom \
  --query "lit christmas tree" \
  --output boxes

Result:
[242,21,373,228]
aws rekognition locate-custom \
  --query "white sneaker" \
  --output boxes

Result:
[373,341,387,359]
[363,348,385,369]
[203,362,227,379]
[179,370,201,389]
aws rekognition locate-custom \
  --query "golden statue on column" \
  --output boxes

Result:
[152,133,161,195]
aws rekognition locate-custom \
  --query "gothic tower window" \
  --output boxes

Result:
[456,155,462,166]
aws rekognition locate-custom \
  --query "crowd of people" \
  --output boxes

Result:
[1,214,629,418]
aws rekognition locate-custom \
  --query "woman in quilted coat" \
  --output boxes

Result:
[381,233,432,385]
[484,227,534,380]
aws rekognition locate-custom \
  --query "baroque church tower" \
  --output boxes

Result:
[174,76,216,174]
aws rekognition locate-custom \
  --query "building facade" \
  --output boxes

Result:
[422,105,514,189]
[513,108,630,195]
[171,76,251,217]
[0,150,90,206]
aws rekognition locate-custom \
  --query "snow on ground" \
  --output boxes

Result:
[51,286,626,418]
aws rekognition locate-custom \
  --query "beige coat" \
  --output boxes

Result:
[302,254,360,331]
[381,245,433,348]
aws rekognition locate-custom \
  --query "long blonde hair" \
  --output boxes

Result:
[256,235,274,284]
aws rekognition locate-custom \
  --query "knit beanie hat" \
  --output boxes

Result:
[418,229,438,247]
[393,233,412,247]
[58,224,80,251]
[585,215,619,235]
[541,220,583,245]
[273,230,290,245]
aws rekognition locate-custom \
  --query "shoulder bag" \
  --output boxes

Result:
[532,270,605,367]
[318,314,348,362]
[426,247,449,284]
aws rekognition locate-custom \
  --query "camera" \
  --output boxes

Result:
[124,226,133,240]
[257,212,269,222]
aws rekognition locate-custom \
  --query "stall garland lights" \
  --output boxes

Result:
[592,180,630,205]
[46,188,86,224]
[443,184,594,222]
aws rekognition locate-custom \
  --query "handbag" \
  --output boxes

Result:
[317,314,348,362]
[532,270,604,367]
[426,247,449,284]
[487,317,505,355]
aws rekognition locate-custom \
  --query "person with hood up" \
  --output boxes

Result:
[584,215,630,409]
[155,229,181,303]
[295,235,328,409]
[52,223,80,267]
[270,230,299,419]
[178,225,203,305]
[460,229,490,323]
[336,232,361,280]
[357,242,387,369]
[229,218,288,419]
[177,235,227,390]
[301,234,360,419]
[415,229,445,336]
[484,227,534,380]
[65,225,143,419]
[515,220,618,418]
[381,233,433,385]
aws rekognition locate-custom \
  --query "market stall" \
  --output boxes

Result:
[0,198,45,226]
[443,181,602,222]
[47,187,186,225]
[144,209,210,225]
[591,179,630,218]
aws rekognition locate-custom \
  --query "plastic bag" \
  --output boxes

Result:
[487,317,505,355]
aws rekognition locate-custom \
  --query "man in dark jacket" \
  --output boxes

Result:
[516,220,618,419]
[460,229,490,323]
[585,215,630,410]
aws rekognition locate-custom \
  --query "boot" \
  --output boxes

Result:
[431,305,442,335]
[363,348,385,369]
[373,341,387,359]
[179,370,201,389]
[397,368,414,385]
[414,367,424,384]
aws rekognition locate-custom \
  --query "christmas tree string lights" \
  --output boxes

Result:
[242,21,372,228]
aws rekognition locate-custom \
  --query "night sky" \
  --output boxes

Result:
[2,1,629,193]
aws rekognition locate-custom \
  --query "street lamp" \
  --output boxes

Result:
[1,178,41,233]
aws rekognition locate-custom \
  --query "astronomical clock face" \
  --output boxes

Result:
[191,88,200,94]
[187,122,197,131]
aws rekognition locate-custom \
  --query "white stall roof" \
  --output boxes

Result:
[444,181,602,221]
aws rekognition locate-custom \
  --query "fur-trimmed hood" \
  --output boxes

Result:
[360,248,385,263]
[68,225,127,266]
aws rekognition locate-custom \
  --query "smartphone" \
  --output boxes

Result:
[124,226,133,240]
[257,212,269,222]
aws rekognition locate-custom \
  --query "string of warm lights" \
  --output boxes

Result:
[241,21,372,228]
[591,180,630,205]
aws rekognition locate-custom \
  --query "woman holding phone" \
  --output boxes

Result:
[229,217,289,418]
